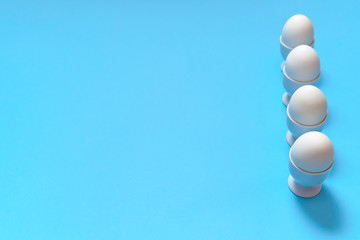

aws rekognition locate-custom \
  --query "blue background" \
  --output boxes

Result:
[0,0,359,239]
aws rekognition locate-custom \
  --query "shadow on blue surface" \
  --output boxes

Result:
[295,186,343,231]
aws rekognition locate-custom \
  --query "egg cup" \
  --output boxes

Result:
[282,66,320,106]
[288,149,334,198]
[286,107,327,146]
[280,36,315,71]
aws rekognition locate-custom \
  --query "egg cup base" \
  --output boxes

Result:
[288,175,321,198]
[286,130,296,146]
[282,92,290,106]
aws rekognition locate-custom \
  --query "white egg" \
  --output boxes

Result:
[288,85,327,126]
[285,45,320,81]
[291,131,334,173]
[281,14,314,48]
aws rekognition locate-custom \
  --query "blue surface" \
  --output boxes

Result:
[0,0,359,239]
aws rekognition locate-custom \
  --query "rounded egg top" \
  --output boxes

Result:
[288,85,327,126]
[290,131,334,173]
[281,14,314,48]
[285,45,320,82]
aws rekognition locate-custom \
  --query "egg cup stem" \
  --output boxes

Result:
[281,62,285,71]
[282,92,290,106]
[288,175,321,198]
[286,131,297,146]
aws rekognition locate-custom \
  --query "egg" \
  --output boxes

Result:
[284,45,320,82]
[290,131,334,173]
[288,85,327,126]
[281,14,314,48]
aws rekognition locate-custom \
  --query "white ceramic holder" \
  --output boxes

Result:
[288,175,322,198]
[286,107,327,146]
[282,45,321,106]
[288,132,334,198]
[286,85,328,146]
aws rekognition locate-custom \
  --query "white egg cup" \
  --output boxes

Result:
[280,36,315,71]
[282,67,320,106]
[288,149,334,198]
[286,107,327,146]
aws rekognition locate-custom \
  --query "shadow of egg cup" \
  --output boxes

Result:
[294,186,343,231]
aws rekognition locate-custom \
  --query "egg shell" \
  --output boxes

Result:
[281,14,314,48]
[290,131,334,173]
[285,45,320,82]
[288,85,327,126]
